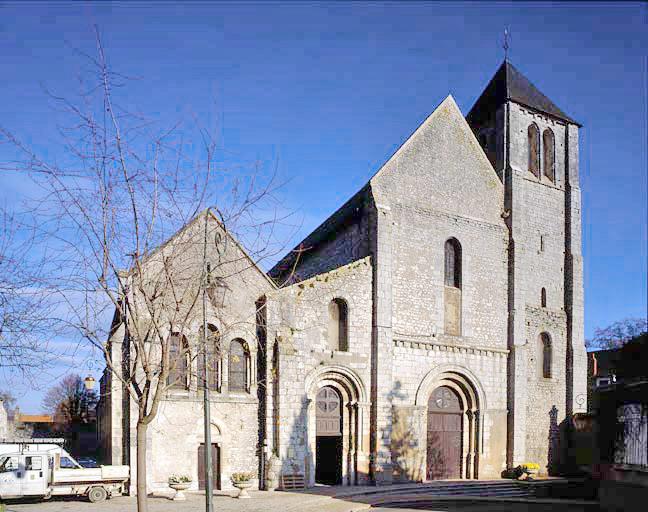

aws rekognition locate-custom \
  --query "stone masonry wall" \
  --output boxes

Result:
[148,398,259,492]
[284,211,370,284]
[391,341,509,480]
[389,204,508,345]
[113,213,275,494]
[368,96,510,480]
[524,305,567,473]
[508,103,583,470]
[265,257,373,486]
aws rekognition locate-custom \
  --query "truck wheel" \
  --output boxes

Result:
[88,486,108,503]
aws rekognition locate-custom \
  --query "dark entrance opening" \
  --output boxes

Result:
[198,443,221,490]
[427,386,462,480]
[315,386,343,485]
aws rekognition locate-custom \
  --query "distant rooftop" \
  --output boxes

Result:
[15,414,54,424]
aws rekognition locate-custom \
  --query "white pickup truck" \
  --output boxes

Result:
[0,439,129,503]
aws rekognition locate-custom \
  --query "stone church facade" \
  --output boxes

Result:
[98,61,587,493]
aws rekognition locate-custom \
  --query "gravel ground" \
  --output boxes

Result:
[2,490,368,512]
[2,491,602,512]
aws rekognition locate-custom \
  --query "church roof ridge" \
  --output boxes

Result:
[467,60,580,126]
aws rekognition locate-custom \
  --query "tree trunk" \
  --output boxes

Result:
[136,420,149,512]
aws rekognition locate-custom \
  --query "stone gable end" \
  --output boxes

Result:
[370,95,505,227]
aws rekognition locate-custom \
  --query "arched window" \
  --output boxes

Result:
[167,333,189,388]
[444,238,462,336]
[444,238,462,289]
[543,129,555,182]
[541,288,547,308]
[198,324,221,391]
[328,298,349,351]
[541,333,552,379]
[229,339,248,393]
[528,123,540,178]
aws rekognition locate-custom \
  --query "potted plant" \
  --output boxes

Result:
[517,462,540,480]
[168,474,192,501]
[231,472,254,499]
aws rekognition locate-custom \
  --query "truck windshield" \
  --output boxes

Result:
[60,457,79,469]
[0,456,18,472]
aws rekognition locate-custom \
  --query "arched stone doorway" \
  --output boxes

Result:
[305,366,368,487]
[315,386,343,484]
[415,367,484,480]
[427,386,462,479]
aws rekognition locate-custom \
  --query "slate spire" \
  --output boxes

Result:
[467,61,579,126]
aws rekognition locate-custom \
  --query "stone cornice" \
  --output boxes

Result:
[392,203,507,233]
[393,337,508,358]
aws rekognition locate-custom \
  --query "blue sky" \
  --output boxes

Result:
[1,2,646,411]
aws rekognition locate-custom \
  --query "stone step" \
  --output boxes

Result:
[401,488,532,497]
[334,482,536,500]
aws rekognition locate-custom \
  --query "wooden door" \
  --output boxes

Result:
[427,386,462,480]
[316,386,342,436]
[315,386,343,484]
[198,443,221,490]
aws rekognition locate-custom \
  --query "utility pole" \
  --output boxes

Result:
[202,210,214,512]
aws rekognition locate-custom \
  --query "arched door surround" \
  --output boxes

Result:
[415,367,484,480]
[305,366,367,487]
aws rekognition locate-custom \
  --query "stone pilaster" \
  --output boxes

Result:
[564,123,587,414]
[369,198,394,484]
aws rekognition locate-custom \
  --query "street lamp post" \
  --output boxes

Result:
[202,211,214,512]
[84,376,96,391]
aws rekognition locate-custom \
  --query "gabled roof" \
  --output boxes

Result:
[268,186,369,283]
[128,209,277,290]
[467,60,580,126]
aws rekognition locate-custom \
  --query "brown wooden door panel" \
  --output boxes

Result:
[427,386,462,480]
[198,443,221,490]
[444,414,462,432]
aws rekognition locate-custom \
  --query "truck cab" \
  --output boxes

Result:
[0,440,129,503]
[0,452,51,498]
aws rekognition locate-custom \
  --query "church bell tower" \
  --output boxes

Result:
[466,61,587,471]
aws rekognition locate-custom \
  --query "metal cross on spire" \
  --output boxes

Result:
[503,27,511,61]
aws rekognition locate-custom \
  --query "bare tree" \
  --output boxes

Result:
[43,373,98,427]
[586,318,648,350]
[0,28,290,511]
[0,389,17,415]
[0,208,60,382]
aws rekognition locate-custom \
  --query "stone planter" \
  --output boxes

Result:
[232,480,252,499]
[169,482,191,501]
[265,455,281,491]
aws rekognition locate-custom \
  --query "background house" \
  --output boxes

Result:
[577,334,648,511]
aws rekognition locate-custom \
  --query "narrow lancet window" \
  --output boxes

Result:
[328,298,349,351]
[541,333,552,379]
[528,123,540,178]
[198,324,221,391]
[444,238,462,336]
[543,129,555,182]
[444,238,462,288]
[167,333,189,388]
[229,339,249,393]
